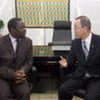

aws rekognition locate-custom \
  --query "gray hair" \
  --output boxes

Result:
[75,16,91,30]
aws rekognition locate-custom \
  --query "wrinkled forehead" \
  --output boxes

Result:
[74,19,81,26]
[16,20,25,28]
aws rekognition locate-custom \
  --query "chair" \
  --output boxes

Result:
[48,20,72,46]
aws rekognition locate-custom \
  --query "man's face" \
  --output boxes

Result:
[74,19,84,39]
[14,20,26,38]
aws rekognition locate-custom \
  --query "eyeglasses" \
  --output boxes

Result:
[74,26,83,30]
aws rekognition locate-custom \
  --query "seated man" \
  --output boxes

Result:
[58,16,100,100]
[0,18,33,100]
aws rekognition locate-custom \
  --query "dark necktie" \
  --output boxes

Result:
[16,39,20,55]
[82,41,89,60]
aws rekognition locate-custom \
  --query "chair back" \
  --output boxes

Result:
[52,21,72,45]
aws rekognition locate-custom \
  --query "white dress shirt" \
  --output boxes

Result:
[82,33,92,52]
[9,34,17,52]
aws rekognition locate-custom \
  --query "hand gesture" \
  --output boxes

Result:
[59,56,68,68]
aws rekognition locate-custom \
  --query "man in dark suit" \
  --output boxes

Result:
[58,16,100,100]
[0,18,33,100]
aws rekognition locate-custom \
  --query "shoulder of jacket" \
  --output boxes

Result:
[25,37,32,41]
[72,38,80,43]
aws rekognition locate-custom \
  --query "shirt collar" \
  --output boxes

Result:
[82,32,92,45]
[9,34,16,42]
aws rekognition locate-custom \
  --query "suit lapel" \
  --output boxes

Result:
[77,39,86,64]
[4,35,16,57]
[86,34,97,62]
[16,38,25,58]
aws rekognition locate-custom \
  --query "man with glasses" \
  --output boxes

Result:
[58,16,100,100]
[0,18,33,100]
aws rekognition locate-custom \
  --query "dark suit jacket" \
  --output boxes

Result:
[0,34,33,80]
[67,33,100,78]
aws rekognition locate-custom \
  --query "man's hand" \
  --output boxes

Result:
[59,56,68,68]
[14,69,26,84]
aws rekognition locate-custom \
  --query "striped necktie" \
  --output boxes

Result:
[82,41,89,60]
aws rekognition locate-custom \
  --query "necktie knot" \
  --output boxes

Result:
[83,41,87,49]
[16,39,19,43]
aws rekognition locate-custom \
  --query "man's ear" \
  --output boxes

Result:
[84,26,89,30]
[10,28,14,32]
[10,28,17,33]
[10,28,14,31]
